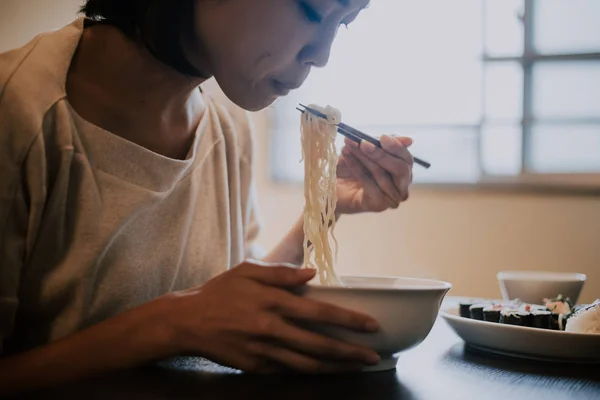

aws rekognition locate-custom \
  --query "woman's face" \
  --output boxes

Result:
[189,0,369,111]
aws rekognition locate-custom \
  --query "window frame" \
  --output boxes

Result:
[480,0,600,194]
[268,0,600,195]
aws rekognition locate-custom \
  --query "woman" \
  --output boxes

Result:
[0,0,414,393]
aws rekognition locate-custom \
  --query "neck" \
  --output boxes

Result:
[67,24,208,159]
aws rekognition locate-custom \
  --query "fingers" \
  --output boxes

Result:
[251,316,380,366]
[343,146,402,207]
[380,135,414,160]
[370,137,414,176]
[237,263,317,287]
[341,153,387,205]
[345,137,413,202]
[272,290,379,333]
[360,138,413,188]
[379,136,414,190]
[248,341,365,374]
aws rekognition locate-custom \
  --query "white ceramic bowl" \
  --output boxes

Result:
[299,275,451,372]
[497,271,586,305]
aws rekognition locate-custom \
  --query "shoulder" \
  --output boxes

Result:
[0,18,84,146]
[0,37,48,176]
[0,33,47,137]
[0,19,84,168]
[0,18,82,111]
[0,35,41,97]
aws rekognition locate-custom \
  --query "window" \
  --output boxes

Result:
[270,0,600,190]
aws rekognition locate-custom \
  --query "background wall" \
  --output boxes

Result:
[1,0,598,303]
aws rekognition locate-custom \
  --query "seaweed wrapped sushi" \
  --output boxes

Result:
[544,294,572,331]
[499,309,532,326]
[483,305,503,323]
[469,302,494,320]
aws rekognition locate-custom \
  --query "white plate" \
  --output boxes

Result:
[441,307,600,363]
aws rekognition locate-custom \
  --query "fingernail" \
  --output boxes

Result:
[361,142,377,154]
[342,146,351,156]
[302,268,317,276]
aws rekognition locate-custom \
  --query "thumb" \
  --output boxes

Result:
[238,261,317,286]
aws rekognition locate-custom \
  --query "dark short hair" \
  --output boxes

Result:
[81,0,208,78]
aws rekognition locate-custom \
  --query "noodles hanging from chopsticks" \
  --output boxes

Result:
[300,104,342,286]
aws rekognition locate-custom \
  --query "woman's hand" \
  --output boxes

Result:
[163,261,380,373]
[336,136,414,215]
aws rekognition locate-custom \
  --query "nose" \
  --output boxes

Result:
[298,25,339,68]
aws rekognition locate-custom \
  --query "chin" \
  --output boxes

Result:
[226,92,277,112]
[215,80,278,112]
[246,96,278,112]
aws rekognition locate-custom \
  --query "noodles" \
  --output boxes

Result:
[300,104,342,286]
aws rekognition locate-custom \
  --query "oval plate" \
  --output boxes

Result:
[441,307,600,363]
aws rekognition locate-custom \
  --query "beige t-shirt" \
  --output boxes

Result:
[0,18,262,355]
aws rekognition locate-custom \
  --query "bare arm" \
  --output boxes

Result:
[0,298,174,396]
[262,215,305,265]
[263,212,341,266]
[0,262,377,396]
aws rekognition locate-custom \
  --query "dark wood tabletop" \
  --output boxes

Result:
[13,297,600,400]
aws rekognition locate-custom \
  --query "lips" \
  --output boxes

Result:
[271,79,301,95]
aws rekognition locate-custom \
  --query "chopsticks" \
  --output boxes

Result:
[297,104,431,169]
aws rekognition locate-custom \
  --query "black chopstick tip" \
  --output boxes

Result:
[415,158,431,169]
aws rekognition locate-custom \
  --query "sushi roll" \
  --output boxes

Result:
[544,294,572,331]
[499,309,520,325]
[550,313,567,331]
[521,303,547,313]
[544,294,572,315]
[469,302,492,320]
[459,300,476,318]
[530,310,552,329]
[521,311,533,327]
[500,309,532,326]
[483,305,503,323]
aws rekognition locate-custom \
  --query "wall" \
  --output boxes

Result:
[2,0,599,303]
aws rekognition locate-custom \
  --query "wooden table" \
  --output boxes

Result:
[13,298,600,400]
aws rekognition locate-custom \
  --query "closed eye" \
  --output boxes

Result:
[298,1,323,23]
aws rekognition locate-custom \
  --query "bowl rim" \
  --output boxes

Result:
[497,271,587,282]
[307,274,452,292]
